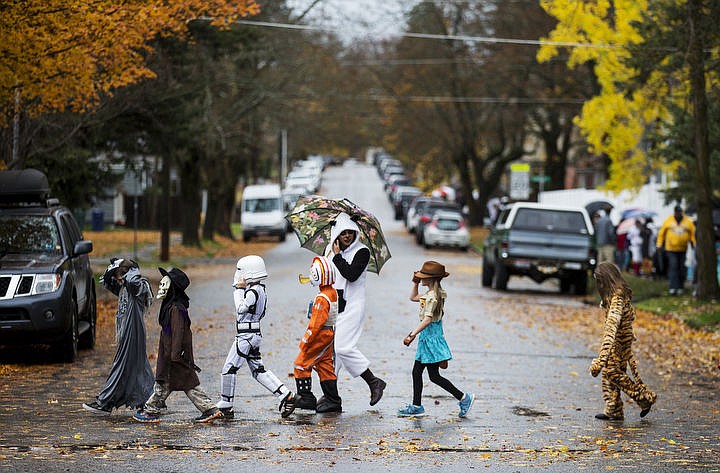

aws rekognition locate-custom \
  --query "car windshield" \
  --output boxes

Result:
[244,198,280,212]
[0,215,62,255]
[513,208,587,234]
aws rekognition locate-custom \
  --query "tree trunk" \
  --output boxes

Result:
[687,0,720,299]
[160,156,170,262]
[201,194,216,241]
[179,158,201,248]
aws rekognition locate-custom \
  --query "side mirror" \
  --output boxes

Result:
[74,240,93,256]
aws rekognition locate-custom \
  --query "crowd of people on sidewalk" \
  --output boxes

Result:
[592,203,703,296]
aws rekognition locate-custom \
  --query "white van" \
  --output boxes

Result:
[240,184,286,242]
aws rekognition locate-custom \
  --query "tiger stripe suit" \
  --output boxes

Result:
[590,292,657,419]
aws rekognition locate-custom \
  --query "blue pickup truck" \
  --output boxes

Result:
[482,202,597,294]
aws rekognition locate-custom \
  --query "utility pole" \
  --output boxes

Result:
[279,129,287,187]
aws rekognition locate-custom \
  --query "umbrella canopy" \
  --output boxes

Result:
[616,217,637,235]
[585,199,614,217]
[621,208,657,220]
[285,196,391,274]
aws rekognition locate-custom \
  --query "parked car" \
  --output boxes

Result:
[406,196,446,233]
[422,210,470,250]
[386,175,413,199]
[415,200,463,244]
[391,186,423,220]
[482,202,596,293]
[0,169,96,361]
[240,184,286,242]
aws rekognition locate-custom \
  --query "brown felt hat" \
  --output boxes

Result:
[413,261,449,280]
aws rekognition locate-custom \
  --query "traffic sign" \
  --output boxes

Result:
[531,175,551,183]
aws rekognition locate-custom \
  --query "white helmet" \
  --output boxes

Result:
[235,255,268,284]
[309,256,335,287]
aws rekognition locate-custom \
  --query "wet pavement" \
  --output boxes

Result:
[0,162,718,472]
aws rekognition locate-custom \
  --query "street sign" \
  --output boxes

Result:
[531,175,551,183]
[510,163,530,200]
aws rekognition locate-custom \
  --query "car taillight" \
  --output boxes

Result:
[420,215,431,223]
[501,241,509,249]
[457,219,466,229]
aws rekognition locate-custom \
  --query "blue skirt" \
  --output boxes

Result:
[415,320,452,364]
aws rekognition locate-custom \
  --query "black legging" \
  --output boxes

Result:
[412,360,463,406]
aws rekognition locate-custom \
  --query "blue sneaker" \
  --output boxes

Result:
[458,393,475,418]
[397,404,426,417]
[133,410,160,423]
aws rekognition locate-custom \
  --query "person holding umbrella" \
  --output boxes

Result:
[326,212,387,407]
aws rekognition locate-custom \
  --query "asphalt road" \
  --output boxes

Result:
[0,161,717,472]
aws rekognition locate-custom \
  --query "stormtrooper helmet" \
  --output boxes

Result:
[309,256,335,287]
[235,255,268,284]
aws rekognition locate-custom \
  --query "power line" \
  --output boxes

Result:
[235,19,622,49]
[273,92,586,105]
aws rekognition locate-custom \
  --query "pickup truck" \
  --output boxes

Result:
[482,202,596,294]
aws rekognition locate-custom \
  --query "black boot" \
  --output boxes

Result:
[361,369,387,406]
[316,380,342,413]
[368,377,386,406]
[294,377,317,411]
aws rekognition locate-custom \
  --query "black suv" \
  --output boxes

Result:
[0,169,96,361]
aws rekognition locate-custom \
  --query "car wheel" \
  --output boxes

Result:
[59,299,79,362]
[573,271,588,295]
[559,278,572,293]
[79,285,96,349]
[494,260,509,290]
[482,252,494,287]
[279,232,286,242]
[242,232,251,243]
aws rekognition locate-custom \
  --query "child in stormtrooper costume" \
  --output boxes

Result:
[293,256,341,413]
[325,212,386,406]
[216,255,296,419]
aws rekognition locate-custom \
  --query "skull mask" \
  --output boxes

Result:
[157,275,171,300]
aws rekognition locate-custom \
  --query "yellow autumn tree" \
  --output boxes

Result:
[536,0,677,192]
[0,0,259,127]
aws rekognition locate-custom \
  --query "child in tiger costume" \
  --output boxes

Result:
[590,261,657,420]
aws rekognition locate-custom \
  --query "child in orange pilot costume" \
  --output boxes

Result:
[293,256,341,413]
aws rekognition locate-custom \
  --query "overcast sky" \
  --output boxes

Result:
[285,0,413,42]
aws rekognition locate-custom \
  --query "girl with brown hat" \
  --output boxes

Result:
[398,261,475,418]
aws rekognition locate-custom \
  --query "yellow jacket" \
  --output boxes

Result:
[656,215,695,252]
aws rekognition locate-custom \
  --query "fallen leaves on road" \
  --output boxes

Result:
[486,295,720,381]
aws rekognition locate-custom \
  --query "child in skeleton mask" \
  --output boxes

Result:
[293,256,341,413]
[133,267,221,423]
[215,255,296,419]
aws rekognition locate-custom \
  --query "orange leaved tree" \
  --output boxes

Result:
[0,0,259,128]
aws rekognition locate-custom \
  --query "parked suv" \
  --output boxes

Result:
[482,202,596,294]
[0,169,96,361]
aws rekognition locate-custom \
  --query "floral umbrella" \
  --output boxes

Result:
[285,196,391,274]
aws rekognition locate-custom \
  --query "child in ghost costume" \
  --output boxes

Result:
[293,256,341,413]
[215,255,296,419]
[325,212,386,406]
